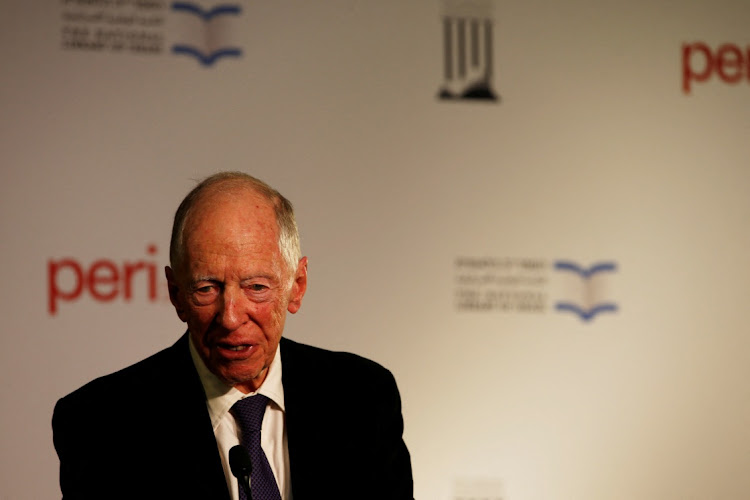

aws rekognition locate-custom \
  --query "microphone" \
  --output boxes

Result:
[229,445,253,500]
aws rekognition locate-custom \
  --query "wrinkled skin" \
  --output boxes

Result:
[166,187,307,393]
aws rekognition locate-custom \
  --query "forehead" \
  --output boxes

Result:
[182,188,282,263]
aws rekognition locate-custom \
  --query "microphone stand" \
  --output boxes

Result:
[229,445,254,500]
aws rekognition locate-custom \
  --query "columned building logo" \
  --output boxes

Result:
[438,0,499,102]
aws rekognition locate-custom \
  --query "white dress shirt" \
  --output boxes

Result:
[189,338,292,500]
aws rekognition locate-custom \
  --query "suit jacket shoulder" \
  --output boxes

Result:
[52,334,228,500]
[280,337,413,500]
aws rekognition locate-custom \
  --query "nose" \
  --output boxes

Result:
[216,286,246,331]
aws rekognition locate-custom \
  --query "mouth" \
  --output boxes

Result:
[215,342,256,359]
[222,344,250,351]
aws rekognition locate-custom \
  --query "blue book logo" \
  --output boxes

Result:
[171,2,242,66]
[554,260,618,322]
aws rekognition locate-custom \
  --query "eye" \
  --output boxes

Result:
[191,283,219,305]
[242,281,273,301]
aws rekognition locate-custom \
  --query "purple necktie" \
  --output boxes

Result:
[231,395,282,500]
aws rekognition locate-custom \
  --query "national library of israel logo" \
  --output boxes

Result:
[437,0,499,102]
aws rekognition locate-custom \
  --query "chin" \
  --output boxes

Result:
[222,366,264,386]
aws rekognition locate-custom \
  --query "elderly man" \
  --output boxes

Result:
[52,172,413,500]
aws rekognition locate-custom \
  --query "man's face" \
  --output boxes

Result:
[166,189,307,393]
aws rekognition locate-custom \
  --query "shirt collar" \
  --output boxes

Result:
[188,335,285,430]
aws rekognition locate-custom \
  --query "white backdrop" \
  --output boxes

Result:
[2,1,749,499]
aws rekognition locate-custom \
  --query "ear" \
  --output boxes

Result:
[287,257,308,314]
[165,266,188,323]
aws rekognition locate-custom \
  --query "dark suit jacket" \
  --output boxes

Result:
[52,335,413,499]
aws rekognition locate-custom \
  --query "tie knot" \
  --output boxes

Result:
[232,394,269,433]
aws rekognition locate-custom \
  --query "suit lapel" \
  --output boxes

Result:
[280,337,319,497]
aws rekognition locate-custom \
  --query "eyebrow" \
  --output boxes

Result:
[188,274,279,286]
[240,274,279,284]
[189,276,220,287]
